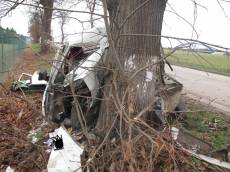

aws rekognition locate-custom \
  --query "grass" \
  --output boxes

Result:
[35,53,54,71]
[27,44,54,72]
[30,43,41,54]
[183,109,230,149]
[167,50,230,148]
[165,49,230,75]
[30,43,55,71]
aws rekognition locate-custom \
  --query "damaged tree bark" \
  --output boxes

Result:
[96,0,167,135]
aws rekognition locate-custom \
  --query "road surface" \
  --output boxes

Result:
[166,65,230,116]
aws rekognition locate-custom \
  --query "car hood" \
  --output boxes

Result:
[64,37,108,87]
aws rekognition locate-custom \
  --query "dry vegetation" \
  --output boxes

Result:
[82,120,228,172]
[0,48,53,171]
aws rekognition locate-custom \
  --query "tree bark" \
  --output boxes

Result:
[40,0,54,54]
[96,0,167,135]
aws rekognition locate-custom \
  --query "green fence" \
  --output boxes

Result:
[0,33,27,82]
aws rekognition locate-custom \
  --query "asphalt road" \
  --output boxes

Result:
[166,65,230,116]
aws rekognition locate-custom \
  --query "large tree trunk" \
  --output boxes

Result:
[40,0,54,54]
[96,0,167,135]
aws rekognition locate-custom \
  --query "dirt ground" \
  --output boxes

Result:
[0,48,54,172]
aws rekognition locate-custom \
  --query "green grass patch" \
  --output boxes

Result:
[183,111,230,149]
[165,49,230,75]
[30,43,41,54]
[30,44,54,71]
[37,52,55,71]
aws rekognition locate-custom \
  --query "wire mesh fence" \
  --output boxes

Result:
[0,33,27,82]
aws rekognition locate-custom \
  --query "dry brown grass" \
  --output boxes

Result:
[0,48,53,171]
[82,121,228,172]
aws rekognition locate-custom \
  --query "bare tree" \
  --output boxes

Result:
[28,10,42,43]
[40,0,54,54]
[55,11,69,43]
[0,0,25,18]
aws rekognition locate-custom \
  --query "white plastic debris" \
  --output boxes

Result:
[171,127,179,140]
[27,130,38,144]
[28,128,41,144]
[44,138,54,148]
[5,166,14,172]
[146,71,153,82]
[31,136,38,144]
[47,126,83,172]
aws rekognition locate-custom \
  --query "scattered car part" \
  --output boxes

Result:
[47,126,83,172]
[172,127,230,170]
[11,71,48,92]
[209,145,230,162]
[184,148,230,170]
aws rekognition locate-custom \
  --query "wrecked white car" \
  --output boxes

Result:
[42,28,108,129]
[42,28,183,129]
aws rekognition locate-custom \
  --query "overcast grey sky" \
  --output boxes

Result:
[1,0,230,48]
